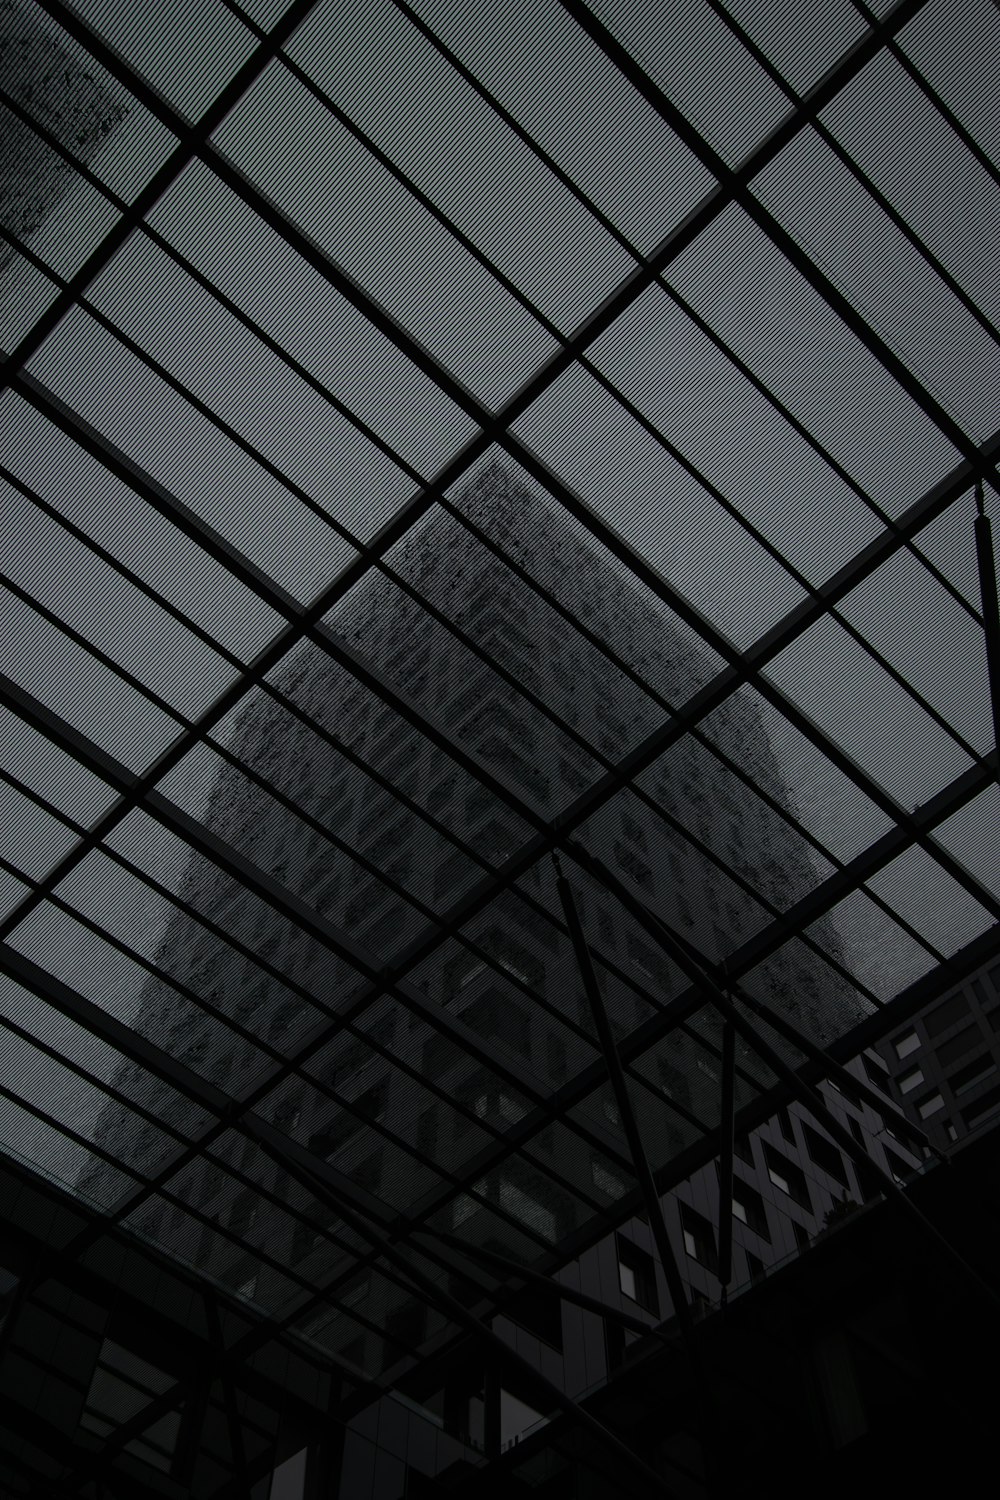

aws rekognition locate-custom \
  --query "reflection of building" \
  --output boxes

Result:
[83,465,868,1388]
[0,0,126,267]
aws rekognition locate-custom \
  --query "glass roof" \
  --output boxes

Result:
[1,0,997,1390]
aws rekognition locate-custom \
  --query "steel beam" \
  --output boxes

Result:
[246,1133,674,1498]
[974,481,1000,773]
[1,0,323,387]
[578,850,1000,1315]
[554,862,720,1488]
[717,1020,736,1299]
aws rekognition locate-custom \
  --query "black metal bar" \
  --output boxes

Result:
[246,1134,675,1498]
[484,1361,501,1461]
[206,1303,252,1498]
[553,865,710,1389]
[562,0,988,472]
[2,0,323,389]
[974,480,1000,773]
[579,852,1000,1315]
[733,989,943,1162]
[717,1019,736,1300]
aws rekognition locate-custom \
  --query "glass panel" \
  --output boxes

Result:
[287,0,635,332]
[753,127,1000,440]
[70,0,257,122]
[409,0,712,253]
[665,204,960,512]
[513,360,806,646]
[585,0,789,164]
[212,58,557,408]
[763,613,972,808]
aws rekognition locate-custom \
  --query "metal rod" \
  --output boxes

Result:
[554,861,718,1448]
[580,850,1000,1314]
[734,989,943,1162]
[208,1304,253,1499]
[717,1019,736,1300]
[245,1131,674,1497]
[974,480,1000,773]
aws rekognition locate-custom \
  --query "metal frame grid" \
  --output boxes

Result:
[1,0,998,1431]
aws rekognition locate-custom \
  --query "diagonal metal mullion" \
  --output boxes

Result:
[0,943,521,1367]
[24,241,983,933]
[398,0,983,626]
[708,0,1000,349]
[32,0,935,650]
[499,435,1000,921]
[555,869,702,1355]
[717,1019,736,1296]
[247,1135,676,1498]
[17,4,996,940]
[561,0,996,475]
[1,0,324,388]
[0,679,645,1253]
[849,0,1000,193]
[7,387,995,1110]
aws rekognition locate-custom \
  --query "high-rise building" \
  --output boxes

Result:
[876,955,1000,1148]
[82,464,869,1398]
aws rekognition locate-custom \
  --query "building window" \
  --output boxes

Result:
[924,993,970,1038]
[762,1142,812,1212]
[775,1107,795,1146]
[949,1054,997,1096]
[802,1122,849,1189]
[937,1024,983,1068]
[745,1251,765,1284]
[917,1091,945,1119]
[861,1052,891,1092]
[894,1031,920,1060]
[591,1156,628,1200]
[898,1066,924,1094]
[731,1180,771,1241]
[962,1083,1000,1129]
[792,1220,810,1251]
[680,1203,718,1273]
[617,1235,658,1314]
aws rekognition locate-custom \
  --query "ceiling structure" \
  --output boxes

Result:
[1,0,998,1429]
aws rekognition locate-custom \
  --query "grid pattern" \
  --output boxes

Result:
[1,0,998,1396]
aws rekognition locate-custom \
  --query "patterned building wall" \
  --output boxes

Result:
[81,467,871,1392]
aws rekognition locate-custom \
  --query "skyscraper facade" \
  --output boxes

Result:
[876,955,1000,1148]
[83,464,869,1396]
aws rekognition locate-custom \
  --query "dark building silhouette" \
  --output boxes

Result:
[69,466,905,1497]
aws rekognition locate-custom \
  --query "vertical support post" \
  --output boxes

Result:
[484,1361,501,1460]
[207,1304,252,1499]
[717,1017,736,1304]
[974,480,1000,771]
[0,1273,31,1364]
[553,861,713,1407]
